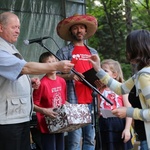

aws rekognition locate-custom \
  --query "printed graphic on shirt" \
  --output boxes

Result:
[72,54,91,61]
[51,86,62,107]
[100,89,123,110]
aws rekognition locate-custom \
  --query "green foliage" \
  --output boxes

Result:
[131,1,150,30]
[86,0,150,79]
[121,63,132,80]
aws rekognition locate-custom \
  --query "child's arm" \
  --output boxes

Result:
[121,94,132,143]
[34,104,58,118]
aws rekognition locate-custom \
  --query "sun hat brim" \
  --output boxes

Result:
[56,14,98,41]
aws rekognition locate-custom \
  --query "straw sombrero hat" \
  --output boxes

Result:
[56,14,98,41]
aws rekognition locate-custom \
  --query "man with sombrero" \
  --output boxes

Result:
[56,14,98,150]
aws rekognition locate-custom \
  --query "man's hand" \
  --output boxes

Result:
[70,72,84,81]
[56,60,74,73]
[94,79,106,89]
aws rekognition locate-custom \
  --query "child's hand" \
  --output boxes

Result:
[122,128,131,143]
[44,108,58,118]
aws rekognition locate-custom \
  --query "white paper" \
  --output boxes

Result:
[100,108,116,118]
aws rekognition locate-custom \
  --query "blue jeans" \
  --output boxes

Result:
[67,104,95,150]
[140,140,148,150]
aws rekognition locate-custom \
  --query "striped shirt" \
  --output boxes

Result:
[96,67,150,149]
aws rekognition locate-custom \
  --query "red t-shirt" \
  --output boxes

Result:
[99,88,124,110]
[33,75,67,133]
[72,46,93,104]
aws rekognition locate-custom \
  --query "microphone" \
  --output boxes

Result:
[24,36,50,45]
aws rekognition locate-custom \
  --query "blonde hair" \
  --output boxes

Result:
[101,59,124,83]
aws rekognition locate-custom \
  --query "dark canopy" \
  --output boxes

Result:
[0,0,86,62]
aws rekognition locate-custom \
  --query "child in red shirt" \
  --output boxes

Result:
[33,52,67,150]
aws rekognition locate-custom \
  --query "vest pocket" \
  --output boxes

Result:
[6,97,31,119]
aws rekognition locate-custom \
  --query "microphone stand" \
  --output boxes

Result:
[36,40,113,150]
[37,41,113,105]
[92,91,102,150]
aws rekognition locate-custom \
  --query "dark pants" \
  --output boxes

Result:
[0,121,30,150]
[41,133,64,150]
[30,127,43,150]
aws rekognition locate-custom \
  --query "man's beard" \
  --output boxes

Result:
[71,33,84,41]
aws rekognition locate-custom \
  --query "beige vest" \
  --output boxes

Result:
[0,37,32,124]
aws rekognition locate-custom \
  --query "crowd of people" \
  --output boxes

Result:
[0,10,150,150]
